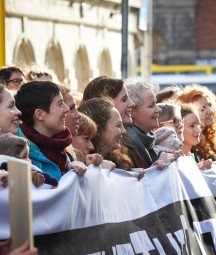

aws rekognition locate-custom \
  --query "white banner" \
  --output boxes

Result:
[0,156,216,254]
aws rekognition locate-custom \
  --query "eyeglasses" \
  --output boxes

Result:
[160,117,183,127]
[7,78,24,87]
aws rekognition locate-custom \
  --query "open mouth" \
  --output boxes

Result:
[12,119,21,125]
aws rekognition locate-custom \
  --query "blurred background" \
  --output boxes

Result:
[1,0,216,92]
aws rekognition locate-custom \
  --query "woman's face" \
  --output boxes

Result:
[0,88,21,134]
[7,71,25,91]
[160,111,184,141]
[72,134,94,162]
[64,93,80,136]
[195,96,214,127]
[183,113,202,149]
[99,107,126,155]
[41,93,69,137]
[114,86,135,125]
[19,144,31,163]
[133,89,162,132]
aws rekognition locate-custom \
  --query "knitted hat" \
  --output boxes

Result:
[0,133,29,158]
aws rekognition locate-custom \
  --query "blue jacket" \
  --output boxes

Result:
[17,125,68,181]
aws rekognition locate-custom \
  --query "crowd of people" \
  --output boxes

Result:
[0,64,216,254]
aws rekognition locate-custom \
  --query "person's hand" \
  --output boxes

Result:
[0,170,8,188]
[69,161,87,176]
[132,168,145,180]
[197,158,212,170]
[0,239,11,255]
[212,154,216,161]
[158,151,176,166]
[171,150,184,160]
[86,153,103,166]
[7,241,38,255]
[101,160,116,171]
[31,171,45,187]
[203,159,213,169]
[152,160,167,170]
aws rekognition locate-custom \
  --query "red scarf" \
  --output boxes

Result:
[20,123,72,175]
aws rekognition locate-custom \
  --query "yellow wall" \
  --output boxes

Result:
[0,0,5,67]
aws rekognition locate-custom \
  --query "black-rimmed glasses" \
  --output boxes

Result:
[7,78,24,86]
[160,117,183,127]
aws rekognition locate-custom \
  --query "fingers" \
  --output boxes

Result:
[138,170,145,180]
[31,172,45,187]
[132,168,145,180]
[10,241,38,255]
[86,153,103,166]
[154,160,167,170]
[101,160,116,170]
[0,238,12,254]
[71,161,87,176]
[1,175,8,188]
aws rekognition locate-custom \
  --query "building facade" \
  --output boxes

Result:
[153,0,216,66]
[5,0,141,91]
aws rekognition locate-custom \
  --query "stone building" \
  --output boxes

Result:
[5,0,141,91]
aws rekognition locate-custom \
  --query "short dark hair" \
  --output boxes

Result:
[15,81,60,127]
[82,76,123,102]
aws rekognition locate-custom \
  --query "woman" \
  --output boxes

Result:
[15,81,87,181]
[180,103,202,156]
[72,112,96,162]
[177,83,216,160]
[82,76,134,125]
[72,112,116,170]
[59,86,80,136]
[123,79,176,169]
[60,86,112,168]
[82,76,138,170]
[0,84,21,135]
[158,103,184,141]
[180,103,212,170]
[78,98,126,158]
[0,66,25,91]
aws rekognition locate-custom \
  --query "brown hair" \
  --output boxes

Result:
[82,76,124,102]
[78,97,114,153]
[0,83,5,104]
[0,133,28,158]
[78,97,114,133]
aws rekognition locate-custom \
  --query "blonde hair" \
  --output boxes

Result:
[125,79,154,107]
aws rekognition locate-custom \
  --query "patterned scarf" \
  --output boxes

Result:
[20,123,72,175]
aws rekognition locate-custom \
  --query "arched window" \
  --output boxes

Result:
[13,35,35,66]
[45,40,65,82]
[75,45,90,92]
[98,48,113,77]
